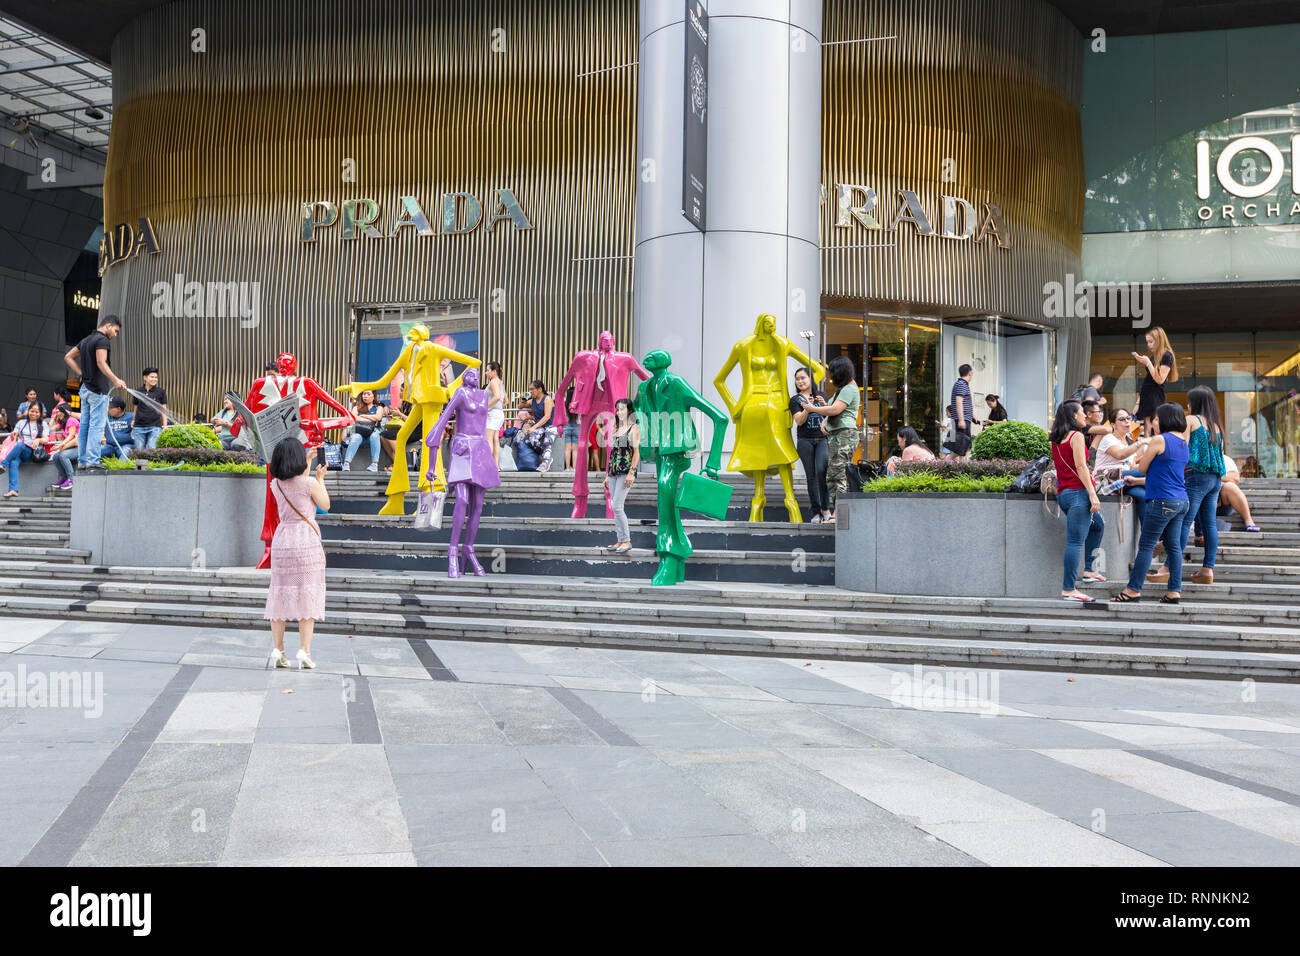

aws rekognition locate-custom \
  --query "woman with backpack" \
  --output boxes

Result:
[1050,400,1106,602]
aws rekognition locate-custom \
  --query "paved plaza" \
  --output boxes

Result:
[4,615,1300,866]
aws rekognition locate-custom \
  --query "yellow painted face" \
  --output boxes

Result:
[406,323,430,345]
[754,313,777,336]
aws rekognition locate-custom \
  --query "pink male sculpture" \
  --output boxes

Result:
[554,330,650,518]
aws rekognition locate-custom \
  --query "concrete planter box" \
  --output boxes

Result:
[835,492,1137,598]
[5,460,60,497]
[71,470,267,567]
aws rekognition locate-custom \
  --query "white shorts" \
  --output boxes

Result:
[486,408,504,432]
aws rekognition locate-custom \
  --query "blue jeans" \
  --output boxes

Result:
[78,388,110,467]
[345,430,381,465]
[1059,488,1105,591]
[54,449,78,481]
[1128,497,1190,593]
[1121,469,1146,523]
[132,426,162,449]
[3,444,32,492]
[1174,471,1221,570]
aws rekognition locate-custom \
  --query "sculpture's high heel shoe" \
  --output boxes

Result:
[463,545,486,576]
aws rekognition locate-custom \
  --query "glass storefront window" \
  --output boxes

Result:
[349,301,480,394]
[1255,331,1300,478]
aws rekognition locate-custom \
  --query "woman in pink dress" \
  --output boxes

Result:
[264,439,330,669]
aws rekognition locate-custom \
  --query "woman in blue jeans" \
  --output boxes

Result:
[1113,402,1190,604]
[1149,385,1225,587]
[1050,401,1105,602]
[1,405,49,497]
[342,390,387,471]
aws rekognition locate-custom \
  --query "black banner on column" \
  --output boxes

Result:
[682,0,708,231]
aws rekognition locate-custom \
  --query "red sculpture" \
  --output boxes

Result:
[232,352,354,569]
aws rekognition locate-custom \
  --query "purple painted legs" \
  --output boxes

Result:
[447,482,488,577]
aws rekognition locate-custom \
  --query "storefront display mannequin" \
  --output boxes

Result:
[425,367,500,577]
[633,350,729,586]
[338,323,480,515]
[713,313,824,522]
[232,352,354,569]
[553,330,650,518]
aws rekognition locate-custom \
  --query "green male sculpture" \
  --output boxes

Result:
[633,350,730,586]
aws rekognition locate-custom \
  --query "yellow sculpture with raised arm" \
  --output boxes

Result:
[713,313,824,523]
[338,323,481,515]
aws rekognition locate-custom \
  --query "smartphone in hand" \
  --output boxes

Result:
[315,446,327,470]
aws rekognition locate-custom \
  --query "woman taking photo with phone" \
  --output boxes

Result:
[1050,400,1106,602]
[1112,402,1190,604]
[790,365,830,522]
[264,439,330,669]
[1133,327,1178,436]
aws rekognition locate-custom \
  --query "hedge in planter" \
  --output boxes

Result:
[971,421,1049,462]
[863,473,1018,493]
[894,459,1029,479]
[156,424,222,450]
[131,447,259,466]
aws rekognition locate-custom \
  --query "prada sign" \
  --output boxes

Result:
[833,184,1011,248]
[301,189,534,242]
[98,217,162,277]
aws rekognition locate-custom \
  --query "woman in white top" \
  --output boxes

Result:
[484,362,505,464]
[2,404,50,497]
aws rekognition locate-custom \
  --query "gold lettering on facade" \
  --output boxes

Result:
[441,193,483,235]
[890,190,934,234]
[300,201,339,242]
[342,199,383,239]
[835,184,881,230]
[98,216,162,277]
[390,195,436,236]
[486,188,535,231]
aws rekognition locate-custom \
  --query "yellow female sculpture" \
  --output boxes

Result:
[713,313,824,522]
[338,323,481,515]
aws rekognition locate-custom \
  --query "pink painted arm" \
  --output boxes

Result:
[553,360,579,429]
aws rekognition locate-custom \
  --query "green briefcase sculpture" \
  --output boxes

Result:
[633,350,731,586]
[677,470,733,521]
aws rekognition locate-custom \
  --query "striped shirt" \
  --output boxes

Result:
[950,378,973,426]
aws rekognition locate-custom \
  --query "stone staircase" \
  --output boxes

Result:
[0,474,1298,681]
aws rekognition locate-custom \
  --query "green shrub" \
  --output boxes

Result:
[131,447,258,466]
[156,424,222,450]
[144,461,265,474]
[862,473,1018,494]
[100,455,136,470]
[971,421,1049,461]
[894,459,1029,479]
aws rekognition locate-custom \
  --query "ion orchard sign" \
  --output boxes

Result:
[300,189,534,242]
[1197,135,1300,223]
[833,184,1011,248]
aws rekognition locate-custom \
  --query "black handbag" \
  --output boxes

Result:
[31,444,50,463]
[1010,455,1051,494]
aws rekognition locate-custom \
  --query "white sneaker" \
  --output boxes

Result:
[341,462,351,471]
[810,514,822,523]
[366,462,378,472]
[271,648,289,668]
[296,649,315,669]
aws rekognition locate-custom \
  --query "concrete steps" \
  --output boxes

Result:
[1,562,1299,680]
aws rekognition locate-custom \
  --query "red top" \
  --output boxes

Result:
[1052,435,1087,492]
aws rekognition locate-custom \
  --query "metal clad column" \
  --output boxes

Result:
[635,0,823,452]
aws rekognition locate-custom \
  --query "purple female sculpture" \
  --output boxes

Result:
[554,331,650,518]
[425,367,501,577]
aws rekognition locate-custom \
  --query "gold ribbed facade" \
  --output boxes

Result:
[820,0,1085,340]
[102,0,637,419]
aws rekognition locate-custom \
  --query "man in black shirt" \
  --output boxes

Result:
[64,315,125,470]
[131,366,169,449]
